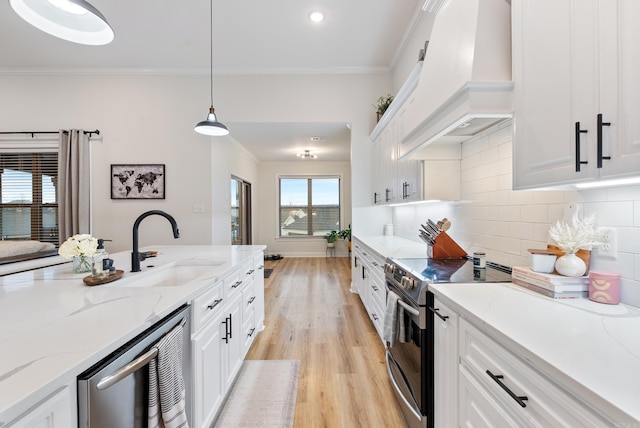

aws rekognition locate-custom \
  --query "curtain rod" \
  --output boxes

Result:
[0,130,101,138]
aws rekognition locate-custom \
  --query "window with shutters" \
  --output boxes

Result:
[0,152,58,245]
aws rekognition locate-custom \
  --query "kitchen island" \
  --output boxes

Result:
[0,244,265,426]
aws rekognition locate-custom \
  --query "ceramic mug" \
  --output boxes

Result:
[588,271,621,305]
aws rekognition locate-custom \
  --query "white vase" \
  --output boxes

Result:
[555,253,586,277]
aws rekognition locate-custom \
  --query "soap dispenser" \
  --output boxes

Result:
[92,239,111,278]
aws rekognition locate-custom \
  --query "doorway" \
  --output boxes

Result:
[231,176,251,245]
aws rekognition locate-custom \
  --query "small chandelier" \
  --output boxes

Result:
[194,0,229,136]
[297,150,317,159]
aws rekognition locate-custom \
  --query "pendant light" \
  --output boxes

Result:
[194,0,229,136]
[10,0,114,46]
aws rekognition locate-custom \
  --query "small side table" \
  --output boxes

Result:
[326,243,336,257]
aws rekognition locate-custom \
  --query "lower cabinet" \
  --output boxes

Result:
[352,238,386,343]
[432,296,458,428]
[191,252,264,428]
[7,386,75,428]
[432,294,614,428]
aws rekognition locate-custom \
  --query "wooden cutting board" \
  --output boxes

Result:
[82,270,124,286]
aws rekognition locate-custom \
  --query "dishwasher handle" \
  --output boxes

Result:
[96,348,158,390]
[96,316,187,391]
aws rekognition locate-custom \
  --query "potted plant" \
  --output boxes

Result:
[324,230,339,245]
[374,94,394,122]
[338,225,352,252]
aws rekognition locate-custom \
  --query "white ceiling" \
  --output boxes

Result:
[0,0,423,161]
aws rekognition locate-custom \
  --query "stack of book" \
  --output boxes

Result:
[511,266,588,299]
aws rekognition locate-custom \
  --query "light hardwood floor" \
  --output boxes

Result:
[246,257,407,428]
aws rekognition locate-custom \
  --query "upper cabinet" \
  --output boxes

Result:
[513,0,640,189]
[370,64,423,206]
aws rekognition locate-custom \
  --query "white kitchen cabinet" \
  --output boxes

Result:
[351,238,386,343]
[191,253,263,428]
[431,296,458,428]
[458,318,610,427]
[7,386,75,428]
[513,0,640,189]
[252,253,265,332]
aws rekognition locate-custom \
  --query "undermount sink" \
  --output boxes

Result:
[109,260,224,288]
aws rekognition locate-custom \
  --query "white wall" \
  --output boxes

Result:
[392,122,640,307]
[257,160,351,257]
[1,71,388,254]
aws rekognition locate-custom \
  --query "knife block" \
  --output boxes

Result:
[432,231,468,259]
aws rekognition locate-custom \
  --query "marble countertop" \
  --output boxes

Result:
[430,282,640,424]
[0,244,265,425]
[353,235,427,259]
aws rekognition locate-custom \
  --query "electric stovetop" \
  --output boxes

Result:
[392,257,513,283]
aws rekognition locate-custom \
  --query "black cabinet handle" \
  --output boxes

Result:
[248,296,255,305]
[597,113,611,168]
[354,256,359,268]
[385,188,392,202]
[361,265,366,280]
[428,306,449,321]
[372,313,379,321]
[221,317,230,343]
[575,121,588,172]
[207,298,223,310]
[486,370,528,408]
[374,192,380,204]
[247,327,256,337]
[231,280,242,289]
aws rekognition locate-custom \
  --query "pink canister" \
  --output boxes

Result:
[589,271,621,304]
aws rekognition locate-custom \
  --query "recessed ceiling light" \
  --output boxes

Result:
[309,11,324,23]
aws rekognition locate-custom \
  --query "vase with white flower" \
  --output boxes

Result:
[548,212,602,277]
[58,234,98,274]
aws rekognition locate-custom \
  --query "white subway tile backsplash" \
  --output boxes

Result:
[520,204,548,223]
[605,184,640,201]
[393,123,640,307]
[584,201,634,227]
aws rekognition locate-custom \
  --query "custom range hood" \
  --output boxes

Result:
[400,0,513,159]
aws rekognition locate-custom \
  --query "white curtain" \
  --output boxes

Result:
[57,129,90,243]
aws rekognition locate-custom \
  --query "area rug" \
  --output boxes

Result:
[213,360,300,428]
[264,268,273,278]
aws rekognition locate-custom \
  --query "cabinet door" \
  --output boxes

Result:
[222,294,244,390]
[192,314,224,428]
[598,0,640,177]
[459,366,520,427]
[9,387,74,428]
[372,136,384,204]
[383,125,399,203]
[512,0,598,188]
[432,297,458,428]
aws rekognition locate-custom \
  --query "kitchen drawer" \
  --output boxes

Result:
[223,267,246,297]
[191,280,223,333]
[369,277,385,308]
[368,288,384,338]
[243,308,257,351]
[459,319,609,427]
[242,280,256,319]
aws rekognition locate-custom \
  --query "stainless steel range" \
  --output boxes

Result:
[384,257,512,428]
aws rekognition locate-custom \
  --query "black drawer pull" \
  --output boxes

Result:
[247,327,256,337]
[231,280,242,289]
[248,296,255,305]
[207,298,223,310]
[574,121,588,172]
[372,313,379,321]
[597,113,611,168]
[486,370,528,408]
[428,306,449,321]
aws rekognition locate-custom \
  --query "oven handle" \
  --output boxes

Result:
[397,299,419,317]
[386,351,422,421]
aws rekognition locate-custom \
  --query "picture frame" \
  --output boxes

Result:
[111,164,165,199]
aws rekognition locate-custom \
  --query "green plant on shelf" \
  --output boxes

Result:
[374,94,394,118]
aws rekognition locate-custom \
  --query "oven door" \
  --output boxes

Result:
[385,283,428,428]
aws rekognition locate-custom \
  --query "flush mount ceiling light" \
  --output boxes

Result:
[10,0,114,45]
[297,150,317,159]
[309,11,324,23]
[194,0,229,137]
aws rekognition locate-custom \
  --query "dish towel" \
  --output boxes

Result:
[148,323,189,428]
[383,290,404,346]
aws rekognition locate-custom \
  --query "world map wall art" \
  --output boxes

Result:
[111,164,165,199]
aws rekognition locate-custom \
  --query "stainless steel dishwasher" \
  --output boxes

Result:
[77,304,191,427]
